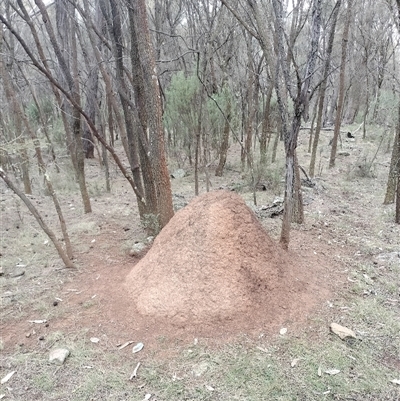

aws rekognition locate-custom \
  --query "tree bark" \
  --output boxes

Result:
[130,0,174,229]
[272,0,322,249]
[329,0,353,168]
[215,100,231,177]
[128,3,158,220]
[35,0,91,213]
[104,0,147,218]
[260,84,274,164]
[309,0,341,177]
[384,109,400,205]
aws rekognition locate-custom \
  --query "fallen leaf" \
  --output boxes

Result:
[280,328,287,335]
[325,369,340,375]
[205,385,215,391]
[1,371,16,384]
[90,337,100,343]
[132,342,144,354]
[143,394,151,401]
[391,379,400,385]
[317,366,322,377]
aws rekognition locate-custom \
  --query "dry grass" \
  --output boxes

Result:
[1,126,400,400]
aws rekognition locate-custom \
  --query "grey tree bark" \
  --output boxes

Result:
[329,0,353,168]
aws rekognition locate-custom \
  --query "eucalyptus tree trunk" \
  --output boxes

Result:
[0,18,31,194]
[81,36,99,159]
[260,84,274,165]
[244,35,256,170]
[384,105,400,205]
[215,100,231,177]
[309,0,341,177]
[329,0,353,168]
[102,0,147,218]
[272,0,322,248]
[129,0,174,229]
[0,3,147,207]
[35,0,91,213]
[0,36,73,259]
[392,0,400,223]
[128,3,158,220]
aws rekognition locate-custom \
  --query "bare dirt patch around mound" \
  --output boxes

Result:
[126,190,332,335]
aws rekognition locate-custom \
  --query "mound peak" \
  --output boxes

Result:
[126,190,327,330]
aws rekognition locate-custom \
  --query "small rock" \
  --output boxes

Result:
[39,336,45,341]
[90,337,100,343]
[53,301,58,306]
[280,327,287,335]
[330,322,356,340]
[129,243,147,257]
[49,348,70,365]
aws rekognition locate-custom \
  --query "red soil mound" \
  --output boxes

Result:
[126,190,329,331]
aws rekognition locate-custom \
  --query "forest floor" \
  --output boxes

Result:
[0,125,400,400]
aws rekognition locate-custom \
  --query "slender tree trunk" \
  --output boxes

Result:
[310,0,341,176]
[272,0,322,249]
[81,48,99,159]
[104,0,147,218]
[329,0,353,168]
[194,89,205,195]
[69,5,91,213]
[292,152,303,224]
[0,9,146,206]
[215,101,231,177]
[35,0,91,213]
[260,84,274,164]
[384,111,400,205]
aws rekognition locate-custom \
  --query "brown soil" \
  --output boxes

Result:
[1,188,339,352]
